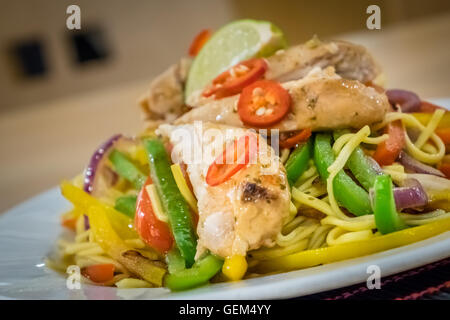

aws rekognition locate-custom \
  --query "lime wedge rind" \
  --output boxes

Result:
[185,19,287,102]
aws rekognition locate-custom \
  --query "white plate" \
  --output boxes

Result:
[1,99,449,300]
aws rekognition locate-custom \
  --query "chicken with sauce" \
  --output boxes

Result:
[157,123,290,259]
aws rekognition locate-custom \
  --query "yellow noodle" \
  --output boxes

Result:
[280,148,290,164]
[308,225,333,249]
[320,215,376,231]
[291,188,335,217]
[374,112,445,164]
[276,221,318,247]
[250,239,309,260]
[326,227,374,246]
[327,126,371,219]
[415,109,445,149]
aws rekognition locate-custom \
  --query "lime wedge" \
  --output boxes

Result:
[185,19,287,101]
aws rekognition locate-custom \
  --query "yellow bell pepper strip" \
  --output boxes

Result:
[373,175,407,234]
[313,133,373,216]
[164,254,223,291]
[285,139,313,186]
[412,112,450,129]
[108,150,147,190]
[170,164,198,213]
[222,255,248,281]
[254,217,450,273]
[60,181,137,239]
[87,205,166,286]
[144,139,197,267]
[114,195,137,218]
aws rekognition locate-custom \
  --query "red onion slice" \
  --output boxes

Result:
[393,179,428,211]
[83,134,122,229]
[84,134,122,194]
[386,89,421,113]
[369,178,428,211]
[398,151,445,177]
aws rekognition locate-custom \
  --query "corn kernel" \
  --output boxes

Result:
[222,255,248,281]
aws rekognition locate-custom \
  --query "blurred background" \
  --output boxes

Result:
[1,0,450,212]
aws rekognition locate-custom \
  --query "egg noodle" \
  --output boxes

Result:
[51,109,449,286]
[249,109,450,266]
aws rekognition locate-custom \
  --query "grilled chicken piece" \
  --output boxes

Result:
[176,67,390,132]
[265,37,382,83]
[157,123,290,259]
[186,37,382,107]
[139,58,191,125]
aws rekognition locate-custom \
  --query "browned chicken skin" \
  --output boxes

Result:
[176,67,390,132]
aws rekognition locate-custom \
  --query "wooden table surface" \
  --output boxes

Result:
[1,13,449,213]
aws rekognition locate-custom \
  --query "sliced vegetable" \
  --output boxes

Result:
[334,130,382,191]
[398,151,445,177]
[203,58,267,99]
[439,163,450,179]
[146,184,169,223]
[165,254,223,291]
[144,139,197,267]
[238,80,291,127]
[436,128,450,145]
[419,101,446,113]
[109,150,147,190]
[285,139,313,186]
[185,19,287,100]
[82,264,115,283]
[279,128,312,149]
[255,217,450,272]
[222,255,247,281]
[206,134,258,186]
[412,112,450,129]
[61,217,77,231]
[60,181,137,239]
[171,164,198,212]
[392,179,428,211]
[386,89,421,113]
[84,134,121,194]
[372,175,407,234]
[165,248,186,274]
[373,120,405,166]
[313,133,373,216]
[135,178,173,253]
[188,29,212,57]
[88,205,166,286]
[114,195,137,218]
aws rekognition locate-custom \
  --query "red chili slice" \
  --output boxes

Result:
[188,29,212,57]
[206,134,258,186]
[238,80,291,127]
[203,58,268,99]
[279,128,312,149]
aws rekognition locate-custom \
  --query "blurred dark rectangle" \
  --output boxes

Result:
[12,39,47,77]
[69,28,110,64]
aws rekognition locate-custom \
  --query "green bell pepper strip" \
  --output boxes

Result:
[373,175,407,234]
[313,133,372,216]
[165,248,186,274]
[285,139,313,186]
[109,150,147,189]
[333,130,383,191]
[144,139,197,267]
[164,254,224,291]
[114,195,137,218]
